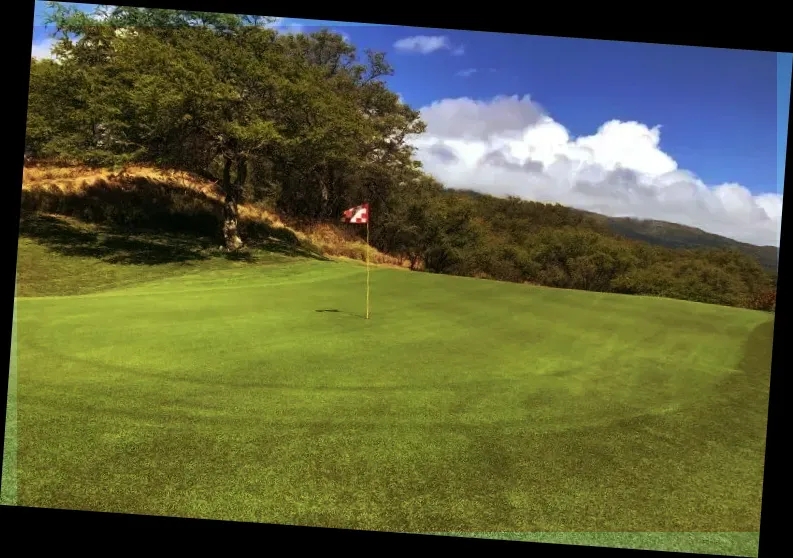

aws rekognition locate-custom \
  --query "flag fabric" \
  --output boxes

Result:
[342,203,369,224]
[341,203,371,319]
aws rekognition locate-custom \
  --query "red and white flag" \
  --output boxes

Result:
[342,203,369,224]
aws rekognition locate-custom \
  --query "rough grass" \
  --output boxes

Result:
[11,231,771,558]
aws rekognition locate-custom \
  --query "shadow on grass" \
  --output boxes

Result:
[19,213,210,265]
[315,308,368,319]
[19,176,329,265]
[739,319,775,376]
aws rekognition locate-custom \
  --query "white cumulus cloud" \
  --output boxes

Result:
[456,68,477,77]
[394,35,462,55]
[409,95,783,247]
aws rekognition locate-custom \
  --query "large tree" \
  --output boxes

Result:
[37,3,427,250]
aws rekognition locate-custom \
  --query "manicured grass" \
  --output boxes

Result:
[434,532,761,556]
[10,231,772,556]
[14,214,310,298]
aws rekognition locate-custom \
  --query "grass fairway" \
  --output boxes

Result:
[10,233,772,555]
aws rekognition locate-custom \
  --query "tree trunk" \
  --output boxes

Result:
[319,176,330,219]
[222,156,243,251]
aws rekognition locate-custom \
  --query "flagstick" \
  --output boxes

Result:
[366,219,370,320]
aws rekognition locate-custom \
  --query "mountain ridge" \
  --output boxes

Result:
[591,213,778,272]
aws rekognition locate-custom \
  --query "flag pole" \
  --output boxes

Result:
[366,217,370,320]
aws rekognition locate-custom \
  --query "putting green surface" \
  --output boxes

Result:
[10,248,772,547]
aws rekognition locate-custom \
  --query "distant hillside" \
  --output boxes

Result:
[450,190,778,273]
[594,215,778,273]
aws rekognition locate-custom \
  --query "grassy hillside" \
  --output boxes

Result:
[12,228,772,537]
[20,165,777,312]
[19,165,407,279]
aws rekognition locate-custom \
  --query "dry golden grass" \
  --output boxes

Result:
[21,163,409,268]
[23,165,220,197]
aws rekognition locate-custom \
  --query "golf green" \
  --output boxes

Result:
[8,250,772,548]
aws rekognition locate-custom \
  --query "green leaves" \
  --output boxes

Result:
[33,4,422,219]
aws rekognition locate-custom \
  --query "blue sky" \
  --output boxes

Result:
[30,3,788,245]
[344,26,781,194]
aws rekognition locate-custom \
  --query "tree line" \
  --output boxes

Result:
[25,3,776,311]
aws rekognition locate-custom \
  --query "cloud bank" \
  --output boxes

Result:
[409,95,783,247]
[394,35,463,55]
